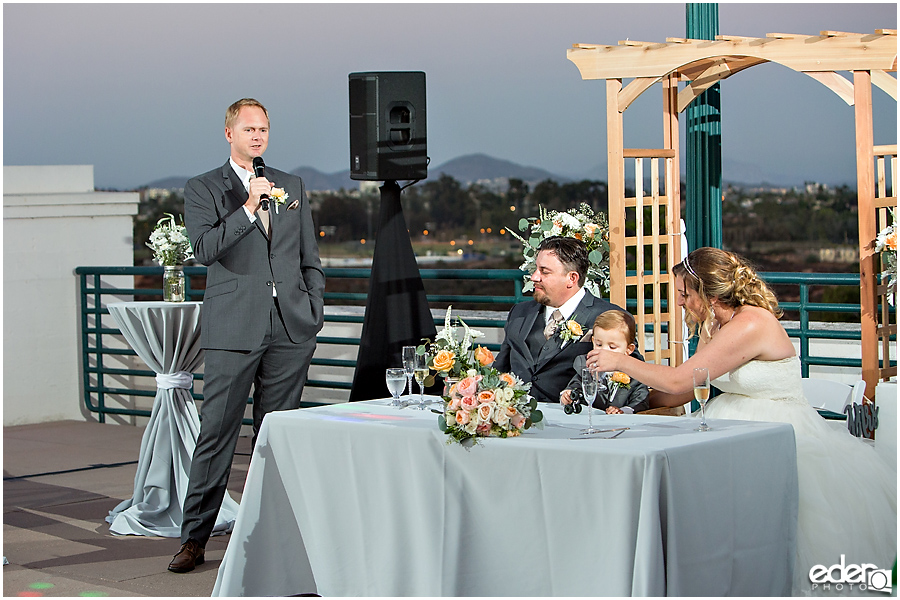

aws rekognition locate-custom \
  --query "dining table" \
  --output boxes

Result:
[212,397,798,596]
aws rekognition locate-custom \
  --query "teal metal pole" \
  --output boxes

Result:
[685,3,723,251]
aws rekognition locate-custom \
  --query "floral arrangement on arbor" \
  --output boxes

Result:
[509,203,610,297]
[147,213,194,267]
[875,209,896,305]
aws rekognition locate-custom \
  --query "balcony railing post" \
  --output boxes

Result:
[799,282,811,378]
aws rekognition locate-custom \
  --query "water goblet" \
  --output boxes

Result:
[402,346,417,401]
[581,367,600,434]
[693,367,711,431]
[413,353,430,410]
[385,368,406,407]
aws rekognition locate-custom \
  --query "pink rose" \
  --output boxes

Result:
[510,412,526,429]
[455,410,471,425]
[456,376,480,397]
[477,390,495,404]
[461,395,479,411]
[477,423,492,435]
[447,396,461,411]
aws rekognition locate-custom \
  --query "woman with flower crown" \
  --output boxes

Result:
[587,247,896,596]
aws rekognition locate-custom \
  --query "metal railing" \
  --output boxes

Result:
[76,266,888,422]
[75,266,524,423]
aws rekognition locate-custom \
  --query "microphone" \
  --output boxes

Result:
[252,156,269,211]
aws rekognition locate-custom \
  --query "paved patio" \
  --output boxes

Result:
[3,420,251,597]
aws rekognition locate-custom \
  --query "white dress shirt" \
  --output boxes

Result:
[545,287,586,327]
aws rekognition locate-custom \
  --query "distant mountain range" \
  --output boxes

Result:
[140,152,815,192]
[141,153,570,192]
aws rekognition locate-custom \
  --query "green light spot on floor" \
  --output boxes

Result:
[28,583,54,590]
[78,592,109,597]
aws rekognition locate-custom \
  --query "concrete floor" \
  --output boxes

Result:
[3,420,251,597]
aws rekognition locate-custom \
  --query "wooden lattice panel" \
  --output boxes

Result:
[875,145,897,381]
[614,150,683,366]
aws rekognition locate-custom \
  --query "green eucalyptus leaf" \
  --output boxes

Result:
[518,218,529,231]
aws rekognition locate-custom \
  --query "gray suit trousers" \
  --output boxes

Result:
[180,298,315,546]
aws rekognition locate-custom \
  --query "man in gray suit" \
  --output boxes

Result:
[168,98,324,573]
[493,236,636,404]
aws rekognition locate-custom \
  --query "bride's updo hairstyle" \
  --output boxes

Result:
[673,247,782,339]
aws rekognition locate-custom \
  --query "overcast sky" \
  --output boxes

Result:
[3,2,897,189]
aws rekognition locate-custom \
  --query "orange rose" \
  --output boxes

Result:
[887,230,897,251]
[566,321,583,337]
[610,371,631,386]
[499,372,516,386]
[432,349,455,372]
[474,345,494,366]
[477,390,495,404]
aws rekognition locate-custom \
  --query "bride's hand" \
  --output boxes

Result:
[585,348,619,374]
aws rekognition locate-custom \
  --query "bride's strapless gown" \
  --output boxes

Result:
[704,356,896,595]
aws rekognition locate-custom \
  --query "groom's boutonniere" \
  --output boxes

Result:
[270,187,289,213]
[557,319,583,346]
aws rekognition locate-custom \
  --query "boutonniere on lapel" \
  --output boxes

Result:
[606,371,631,404]
[556,319,584,349]
[270,188,289,213]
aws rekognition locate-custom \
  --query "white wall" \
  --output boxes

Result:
[3,165,139,425]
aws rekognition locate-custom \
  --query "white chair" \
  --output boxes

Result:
[801,377,860,414]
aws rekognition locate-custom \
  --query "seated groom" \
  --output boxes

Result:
[493,236,639,403]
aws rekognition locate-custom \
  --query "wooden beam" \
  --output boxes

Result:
[567,32,897,80]
[854,70,879,404]
[677,60,733,112]
[618,77,659,112]
[623,148,677,158]
[804,71,856,105]
[871,70,898,100]
[607,79,627,310]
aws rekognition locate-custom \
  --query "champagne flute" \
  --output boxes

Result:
[385,368,406,407]
[693,367,711,431]
[581,367,600,434]
[402,346,417,401]
[413,353,429,410]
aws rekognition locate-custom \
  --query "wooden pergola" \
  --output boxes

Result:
[567,29,897,398]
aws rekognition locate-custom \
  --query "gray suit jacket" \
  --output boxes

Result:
[493,292,629,403]
[184,161,325,351]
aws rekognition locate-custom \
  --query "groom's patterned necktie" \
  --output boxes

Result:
[543,309,563,340]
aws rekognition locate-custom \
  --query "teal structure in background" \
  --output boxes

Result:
[685,3,723,252]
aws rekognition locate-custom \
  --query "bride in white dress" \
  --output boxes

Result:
[587,247,896,595]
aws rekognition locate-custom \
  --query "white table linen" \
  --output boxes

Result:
[213,400,798,596]
[105,301,239,537]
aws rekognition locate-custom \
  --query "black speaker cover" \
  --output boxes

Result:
[349,71,427,181]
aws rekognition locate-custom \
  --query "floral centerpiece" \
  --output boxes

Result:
[509,202,610,297]
[420,307,543,446]
[418,307,491,380]
[875,209,896,305]
[147,213,193,267]
[147,213,193,302]
[441,370,540,446]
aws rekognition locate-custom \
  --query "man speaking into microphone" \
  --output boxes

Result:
[170,98,324,573]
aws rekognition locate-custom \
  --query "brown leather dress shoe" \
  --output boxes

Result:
[168,539,205,573]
